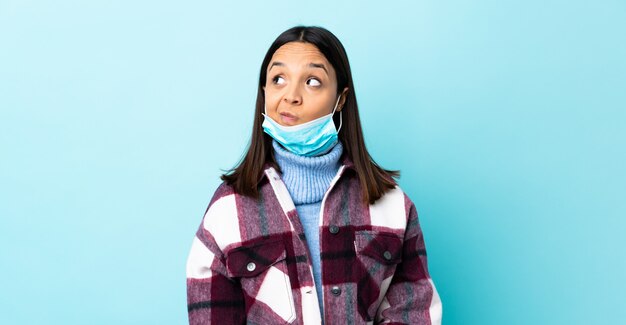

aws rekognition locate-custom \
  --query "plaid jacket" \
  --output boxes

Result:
[186,155,442,324]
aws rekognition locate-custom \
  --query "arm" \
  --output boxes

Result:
[186,221,245,324]
[375,200,442,325]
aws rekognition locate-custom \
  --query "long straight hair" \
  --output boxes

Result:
[221,26,399,204]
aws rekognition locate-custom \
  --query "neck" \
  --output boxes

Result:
[272,139,344,204]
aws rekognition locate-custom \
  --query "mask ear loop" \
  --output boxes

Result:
[337,110,343,133]
[333,95,343,133]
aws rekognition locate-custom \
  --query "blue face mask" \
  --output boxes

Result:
[262,95,343,157]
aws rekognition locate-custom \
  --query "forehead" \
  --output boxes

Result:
[269,42,331,69]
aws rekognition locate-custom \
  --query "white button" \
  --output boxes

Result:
[246,262,256,272]
[383,251,392,260]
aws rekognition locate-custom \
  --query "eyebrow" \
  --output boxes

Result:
[308,63,328,74]
[268,61,328,75]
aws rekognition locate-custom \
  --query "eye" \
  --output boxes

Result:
[307,78,321,87]
[272,76,285,85]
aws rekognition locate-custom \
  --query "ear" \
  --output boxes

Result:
[337,87,349,111]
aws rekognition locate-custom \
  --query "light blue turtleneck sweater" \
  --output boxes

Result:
[272,139,343,318]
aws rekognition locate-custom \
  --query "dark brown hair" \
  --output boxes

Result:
[221,25,399,204]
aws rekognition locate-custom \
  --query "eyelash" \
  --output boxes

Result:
[271,75,322,87]
[307,78,321,86]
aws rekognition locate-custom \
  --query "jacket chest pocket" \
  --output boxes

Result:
[225,239,296,324]
[354,230,403,320]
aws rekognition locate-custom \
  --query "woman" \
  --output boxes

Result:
[186,26,442,325]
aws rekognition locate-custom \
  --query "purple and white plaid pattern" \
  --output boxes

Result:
[186,156,442,324]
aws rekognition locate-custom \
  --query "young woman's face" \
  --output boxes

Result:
[264,42,348,126]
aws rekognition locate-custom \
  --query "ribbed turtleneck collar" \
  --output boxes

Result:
[272,139,344,205]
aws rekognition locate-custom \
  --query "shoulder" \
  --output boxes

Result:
[366,185,418,231]
[203,181,237,215]
[371,184,415,214]
[198,182,243,250]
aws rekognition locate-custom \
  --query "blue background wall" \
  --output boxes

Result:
[1,0,624,323]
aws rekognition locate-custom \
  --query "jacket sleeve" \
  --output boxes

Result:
[186,216,245,324]
[375,199,442,325]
